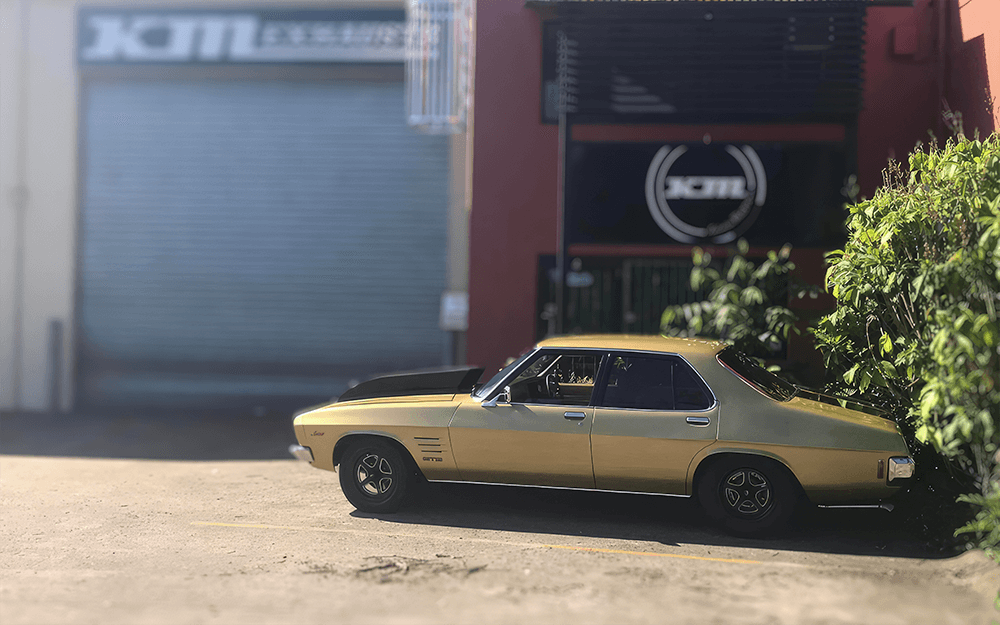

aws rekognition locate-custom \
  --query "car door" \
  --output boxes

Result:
[591,352,718,495]
[449,351,602,488]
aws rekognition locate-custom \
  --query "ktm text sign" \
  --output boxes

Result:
[78,9,408,64]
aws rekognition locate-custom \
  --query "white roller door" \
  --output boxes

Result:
[77,79,449,410]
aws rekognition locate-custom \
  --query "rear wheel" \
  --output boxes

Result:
[339,439,410,513]
[697,456,798,536]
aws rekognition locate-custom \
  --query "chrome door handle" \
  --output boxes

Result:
[563,412,586,421]
[686,416,711,426]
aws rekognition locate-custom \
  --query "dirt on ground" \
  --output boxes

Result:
[2,449,998,625]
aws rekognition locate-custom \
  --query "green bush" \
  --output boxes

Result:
[660,240,818,366]
[814,134,1000,555]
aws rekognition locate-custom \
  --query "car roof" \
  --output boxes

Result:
[535,334,726,357]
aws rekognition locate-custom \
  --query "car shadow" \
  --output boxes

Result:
[3,410,954,561]
[351,481,949,560]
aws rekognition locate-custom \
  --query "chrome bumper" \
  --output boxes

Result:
[288,444,314,463]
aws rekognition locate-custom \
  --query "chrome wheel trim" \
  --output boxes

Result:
[356,453,393,497]
[721,468,772,517]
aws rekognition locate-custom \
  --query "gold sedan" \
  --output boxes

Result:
[291,335,914,535]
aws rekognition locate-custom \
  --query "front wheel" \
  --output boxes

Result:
[339,439,411,513]
[697,457,798,537]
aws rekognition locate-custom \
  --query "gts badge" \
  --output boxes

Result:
[311,431,324,436]
[422,456,443,462]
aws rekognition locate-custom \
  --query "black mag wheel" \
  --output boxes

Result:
[697,456,798,537]
[339,439,411,513]
[355,452,395,499]
[720,467,773,520]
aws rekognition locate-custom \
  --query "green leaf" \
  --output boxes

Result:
[914,423,931,444]
[879,333,893,355]
[740,287,764,306]
[858,368,872,391]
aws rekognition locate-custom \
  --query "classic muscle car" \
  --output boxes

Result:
[290,335,915,535]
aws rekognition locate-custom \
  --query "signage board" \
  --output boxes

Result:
[439,291,469,332]
[565,142,849,247]
[78,8,408,64]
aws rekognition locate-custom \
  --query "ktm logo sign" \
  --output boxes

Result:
[663,176,748,200]
[645,144,767,244]
[81,15,259,62]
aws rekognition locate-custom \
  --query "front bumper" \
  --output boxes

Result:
[288,444,314,463]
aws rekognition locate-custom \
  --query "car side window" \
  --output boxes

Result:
[600,354,712,411]
[507,352,597,406]
[673,360,713,410]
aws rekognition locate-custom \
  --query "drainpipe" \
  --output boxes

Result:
[11,0,31,411]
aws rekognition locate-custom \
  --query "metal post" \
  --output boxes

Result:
[556,109,567,336]
[554,28,574,335]
[48,319,63,413]
[622,259,632,333]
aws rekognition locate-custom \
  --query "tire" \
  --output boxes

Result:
[338,439,411,513]
[697,456,798,537]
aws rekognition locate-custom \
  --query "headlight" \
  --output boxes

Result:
[888,456,915,482]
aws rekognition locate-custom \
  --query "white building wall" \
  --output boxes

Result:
[0,0,462,412]
[1,0,77,413]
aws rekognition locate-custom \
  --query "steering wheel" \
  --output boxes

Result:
[545,372,562,399]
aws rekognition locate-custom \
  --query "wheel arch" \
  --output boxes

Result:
[333,432,421,476]
[690,450,808,502]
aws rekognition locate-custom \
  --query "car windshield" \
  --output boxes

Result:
[472,350,535,398]
[717,346,796,402]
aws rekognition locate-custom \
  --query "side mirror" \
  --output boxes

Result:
[482,386,511,407]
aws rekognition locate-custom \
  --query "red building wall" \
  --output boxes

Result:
[857,1,940,197]
[468,1,557,370]
[468,0,998,376]
[950,0,999,139]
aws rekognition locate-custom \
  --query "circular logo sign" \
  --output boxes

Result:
[644,144,767,244]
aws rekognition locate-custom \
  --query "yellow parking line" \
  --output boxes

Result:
[540,544,760,564]
[193,521,366,534]
[191,521,761,565]
[195,522,288,530]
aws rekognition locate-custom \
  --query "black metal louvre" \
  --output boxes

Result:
[541,1,870,124]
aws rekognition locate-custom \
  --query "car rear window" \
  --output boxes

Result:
[717,346,796,402]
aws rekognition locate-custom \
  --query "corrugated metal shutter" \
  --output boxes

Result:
[77,80,449,410]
